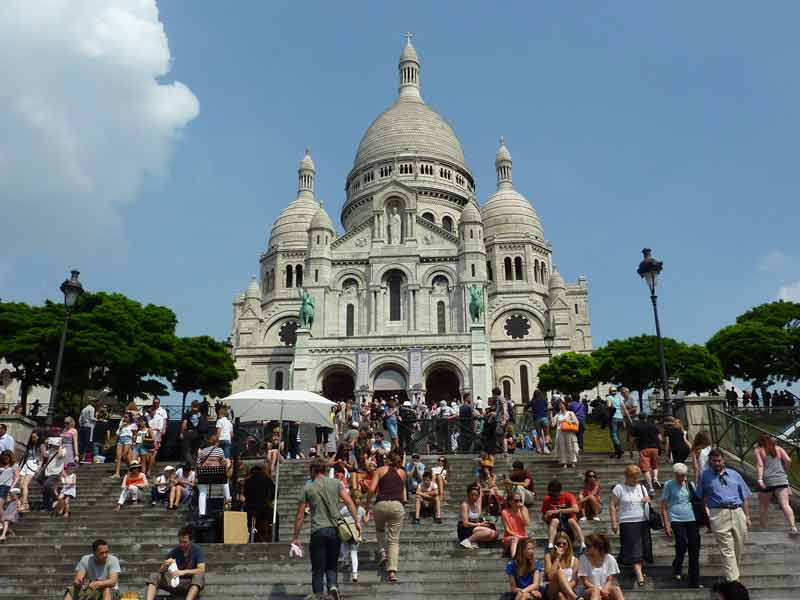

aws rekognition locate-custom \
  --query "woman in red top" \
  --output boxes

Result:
[578,470,602,521]
[502,491,530,557]
[541,479,585,553]
[115,461,148,511]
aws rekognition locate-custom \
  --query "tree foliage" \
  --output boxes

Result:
[707,300,800,387]
[537,352,599,395]
[169,335,237,414]
[594,335,723,401]
[0,292,236,415]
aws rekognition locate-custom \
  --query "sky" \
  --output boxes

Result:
[2,2,799,400]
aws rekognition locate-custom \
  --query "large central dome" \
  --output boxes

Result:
[351,37,468,172]
[354,99,466,168]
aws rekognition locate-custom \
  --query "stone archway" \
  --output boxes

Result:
[425,366,460,407]
[322,369,355,403]
[372,366,408,403]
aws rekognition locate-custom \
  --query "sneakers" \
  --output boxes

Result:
[460,538,476,549]
[543,447,550,454]
[328,586,341,600]
[648,489,656,497]
[579,516,587,522]
[592,516,601,521]
[547,543,554,551]
[351,573,358,583]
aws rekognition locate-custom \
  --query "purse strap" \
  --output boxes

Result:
[639,484,651,518]
[314,479,342,525]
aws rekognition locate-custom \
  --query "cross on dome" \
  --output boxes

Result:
[405,32,413,44]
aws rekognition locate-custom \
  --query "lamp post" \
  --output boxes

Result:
[543,326,555,361]
[46,270,84,425]
[637,249,671,415]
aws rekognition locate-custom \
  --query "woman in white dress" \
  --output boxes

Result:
[551,400,579,468]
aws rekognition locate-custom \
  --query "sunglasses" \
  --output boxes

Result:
[586,474,597,479]
[556,542,569,547]
[513,498,523,503]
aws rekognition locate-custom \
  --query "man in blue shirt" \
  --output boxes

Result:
[567,395,587,452]
[606,387,630,459]
[696,449,752,582]
[145,526,206,599]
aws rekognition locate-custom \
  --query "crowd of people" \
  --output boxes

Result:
[0,382,779,600]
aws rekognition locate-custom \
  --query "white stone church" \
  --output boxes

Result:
[229,38,592,407]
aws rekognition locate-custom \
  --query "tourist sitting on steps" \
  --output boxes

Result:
[169,464,195,510]
[541,479,586,554]
[502,490,530,557]
[504,460,537,509]
[151,465,175,506]
[405,453,425,496]
[114,461,147,511]
[413,470,442,524]
[577,533,623,600]
[711,581,750,600]
[578,470,602,521]
[64,538,121,600]
[144,526,206,600]
[458,483,499,549]
[506,537,543,600]
[543,532,580,600]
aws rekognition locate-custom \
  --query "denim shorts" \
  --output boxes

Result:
[219,440,232,459]
[0,485,9,499]
[117,435,132,446]
[386,420,398,440]
[135,444,150,456]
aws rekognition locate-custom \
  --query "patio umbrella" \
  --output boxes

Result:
[221,388,335,540]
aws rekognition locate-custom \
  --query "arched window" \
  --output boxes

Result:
[274,371,284,390]
[421,212,435,223]
[295,265,303,287]
[534,260,540,283]
[442,216,454,232]
[514,256,523,280]
[520,365,530,403]
[504,257,513,280]
[388,272,402,321]
[346,304,355,337]
[316,234,320,245]
[502,380,511,402]
[314,269,319,283]
[285,265,293,288]
[469,228,474,239]
[487,261,494,282]
[471,263,476,277]
[436,301,446,334]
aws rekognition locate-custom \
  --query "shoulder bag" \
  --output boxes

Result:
[196,448,227,485]
[640,484,663,530]
[315,480,359,544]
[560,412,580,433]
[687,481,709,528]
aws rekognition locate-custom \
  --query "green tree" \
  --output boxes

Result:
[0,302,62,412]
[537,352,598,396]
[707,301,800,391]
[672,344,725,395]
[169,335,237,416]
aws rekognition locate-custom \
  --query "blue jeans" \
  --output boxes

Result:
[219,440,232,459]
[386,418,398,440]
[310,527,340,594]
[610,419,623,447]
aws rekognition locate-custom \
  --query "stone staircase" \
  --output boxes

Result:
[2,454,799,599]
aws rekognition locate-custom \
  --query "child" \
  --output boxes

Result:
[340,491,368,583]
[55,463,77,518]
[151,465,174,506]
[0,487,19,541]
[114,461,148,511]
[505,432,517,454]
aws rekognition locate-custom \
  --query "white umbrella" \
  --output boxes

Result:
[221,388,335,541]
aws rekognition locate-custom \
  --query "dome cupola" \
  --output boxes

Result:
[268,148,321,249]
[309,202,335,232]
[482,138,544,242]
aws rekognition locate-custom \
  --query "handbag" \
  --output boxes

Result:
[560,420,579,433]
[641,485,663,530]
[687,481,709,527]
[196,447,228,485]
[315,480,358,543]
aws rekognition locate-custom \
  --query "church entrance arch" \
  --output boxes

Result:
[425,366,461,407]
[321,368,355,404]
[372,366,408,403]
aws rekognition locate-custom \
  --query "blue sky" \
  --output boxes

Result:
[3,3,800,386]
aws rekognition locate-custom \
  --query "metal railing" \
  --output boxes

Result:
[707,405,800,489]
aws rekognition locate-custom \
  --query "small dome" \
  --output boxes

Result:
[310,203,335,231]
[495,137,512,164]
[245,276,261,299]
[482,188,543,240]
[299,148,315,172]
[549,269,565,291]
[269,195,319,248]
[460,199,482,224]
[400,38,419,63]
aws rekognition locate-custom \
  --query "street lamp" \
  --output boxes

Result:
[637,248,671,414]
[543,326,555,360]
[46,270,84,425]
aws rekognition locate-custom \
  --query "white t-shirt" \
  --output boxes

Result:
[418,481,438,496]
[148,413,165,435]
[216,416,233,442]
[578,554,619,587]
[698,446,711,475]
[612,483,648,523]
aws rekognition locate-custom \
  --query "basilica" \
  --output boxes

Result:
[228,38,592,407]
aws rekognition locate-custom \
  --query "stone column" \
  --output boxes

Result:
[469,324,490,406]
[370,287,379,332]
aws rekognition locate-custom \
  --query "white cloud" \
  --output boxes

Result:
[777,281,800,303]
[759,250,790,272]
[0,1,198,260]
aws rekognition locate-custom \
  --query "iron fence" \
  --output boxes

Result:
[707,405,800,489]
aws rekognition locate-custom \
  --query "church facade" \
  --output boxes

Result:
[228,38,592,407]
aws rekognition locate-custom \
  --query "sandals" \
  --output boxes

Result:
[387,571,398,583]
